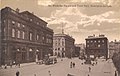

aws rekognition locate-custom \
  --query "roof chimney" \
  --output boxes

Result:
[16,8,20,13]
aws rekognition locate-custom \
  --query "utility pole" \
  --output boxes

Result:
[62,23,64,34]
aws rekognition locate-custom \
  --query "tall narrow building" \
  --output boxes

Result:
[53,34,75,58]
[53,24,75,58]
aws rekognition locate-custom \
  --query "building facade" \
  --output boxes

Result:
[85,35,108,59]
[1,7,53,65]
[53,34,75,58]
[109,40,120,58]
[75,44,85,57]
[74,45,80,57]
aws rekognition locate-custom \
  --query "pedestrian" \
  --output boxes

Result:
[88,67,91,72]
[48,70,51,76]
[10,61,12,68]
[115,71,117,76]
[16,71,20,76]
[4,64,7,69]
[73,62,75,68]
[96,61,97,65]
[18,63,20,68]
[70,62,72,68]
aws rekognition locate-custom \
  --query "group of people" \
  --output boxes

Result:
[3,63,21,69]
[70,62,75,68]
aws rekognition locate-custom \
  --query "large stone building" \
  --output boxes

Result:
[85,35,108,59]
[53,34,75,58]
[1,7,53,65]
[109,40,120,58]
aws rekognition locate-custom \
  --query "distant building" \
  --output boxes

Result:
[53,34,75,58]
[109,40,120,58]
[74,45,80,57]
[1,7,53,65]
[85,34,108,59]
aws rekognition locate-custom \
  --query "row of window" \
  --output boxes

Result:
[12,28,25,39]
[12,28,52,43]
[54,41,65,46]
[87,40,105,43]
[16,48,42,52]
[54,48,64,51]
[12,20,25,28]
[87,44,105,47]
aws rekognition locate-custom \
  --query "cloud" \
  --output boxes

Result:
[38,0,54,6]
[40,7,120,35]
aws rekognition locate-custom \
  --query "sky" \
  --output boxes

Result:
[1,0,120,43]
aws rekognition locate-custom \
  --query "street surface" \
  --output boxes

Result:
[0,58,116,76]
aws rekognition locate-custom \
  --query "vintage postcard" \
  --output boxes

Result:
[0,0,120,76]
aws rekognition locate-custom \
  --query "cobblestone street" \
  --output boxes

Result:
[0,58,117,76]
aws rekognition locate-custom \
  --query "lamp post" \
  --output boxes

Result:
[36,50,39,64]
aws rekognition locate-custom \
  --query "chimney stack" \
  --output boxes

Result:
[16,8,20,13]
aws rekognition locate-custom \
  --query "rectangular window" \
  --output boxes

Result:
[49,39,52,43]
[3,27,6,38]
[18,23,20,27]
[58,48,60,50]
[102,40,104,43]
[87,45,89,47]
[37,35,39,40]
[30,33,32,40]
[98,44,101,47]
[98,40,100,43]
[62,48,64,51]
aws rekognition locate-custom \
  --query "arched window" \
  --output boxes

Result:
[29,33,33,40]
[17,30,20,38]
[22,31,25,39]
[12,28,15,37]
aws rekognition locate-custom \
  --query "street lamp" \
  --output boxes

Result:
[36,50,39,64]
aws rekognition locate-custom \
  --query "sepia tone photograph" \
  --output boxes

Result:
[0,0,120,76]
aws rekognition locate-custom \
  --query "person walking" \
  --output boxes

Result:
[115,71,117,76]
[10,61,12,68]
[4,64,7,69]
[48,70,51,76]
[16,71,20,76]
[18,63,20,68]
[73,62,75,68]
[88,67,91,72]
[70,62,72,68]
